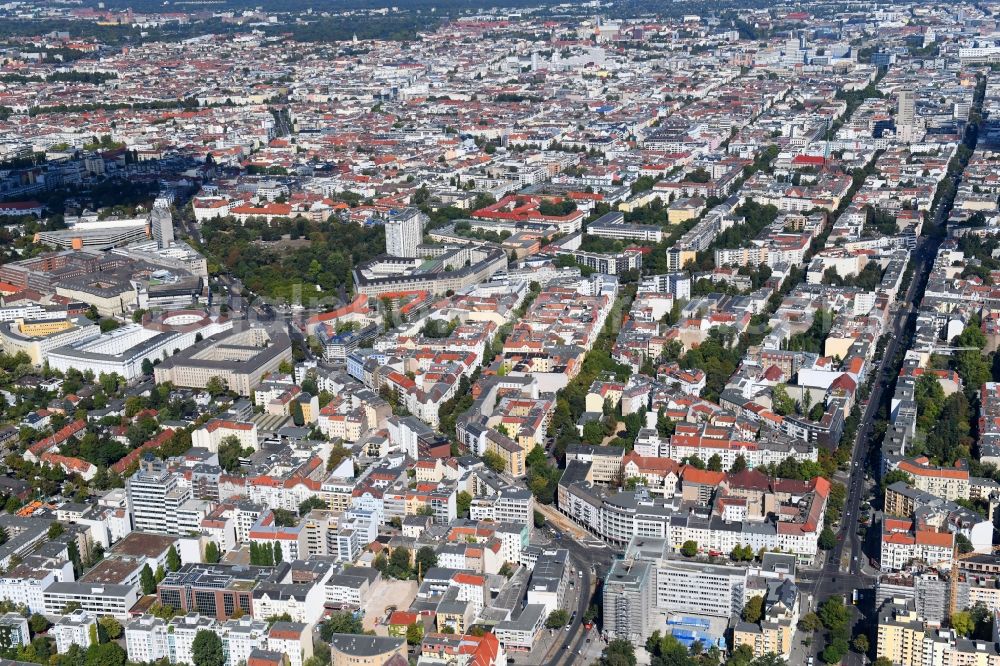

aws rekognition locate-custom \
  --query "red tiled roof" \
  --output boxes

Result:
[389,611,418,626]
[40,452,95,475]
[28,419,87,457]
[681,467,726,485]
[111,429,175,473]
[452,573,484,586]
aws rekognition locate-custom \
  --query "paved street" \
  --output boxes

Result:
[522,507,617,666]
[800,196,947,664]
[529,228,944,666]
[542,535,612,666]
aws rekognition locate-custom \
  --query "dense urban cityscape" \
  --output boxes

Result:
[0,1,998,665]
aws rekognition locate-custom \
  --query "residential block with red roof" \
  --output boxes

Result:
[880,516,954,572]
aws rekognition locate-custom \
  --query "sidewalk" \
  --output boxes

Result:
[508,583,586,666]
[534,502,590,541]
[508,626,570,665]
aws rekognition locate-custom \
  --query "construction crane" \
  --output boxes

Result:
[927,543,1000,618]
[823,119,832,161]
[927,345,982,355]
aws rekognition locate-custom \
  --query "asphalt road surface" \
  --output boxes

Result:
[535,522,616,666]
[800,196,946,664]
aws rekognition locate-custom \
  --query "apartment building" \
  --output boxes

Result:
[494,604,546,653]
[52,610,97,654]
[603,559,655,647]
[524,549,569,617]
[468,487,535,527]
[126,459,192,535]
[732,579,799,660]
[191,419,258,453]
[267,622,313,666]
[125,615,170,664]
[638,272,692,300]
[880,517,955,572]
[385,208,426,258]
[0,613,29,649]
[876,597,930,666]
[894,456,971,502]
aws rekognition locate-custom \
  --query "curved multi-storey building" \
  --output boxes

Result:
[0,316,100,366]
[353,245,507,298]
[46,309,231,381]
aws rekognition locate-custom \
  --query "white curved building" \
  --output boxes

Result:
[47,311,231,381]
[0,317,100,366]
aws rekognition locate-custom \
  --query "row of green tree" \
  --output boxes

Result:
[249,542,285,567]
[544,291,634,475]
[372,546,438,580]
[821,261,883,291]
[138,545,183,595]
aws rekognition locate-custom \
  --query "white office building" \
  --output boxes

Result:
[655,559,747,616]
[48,318,230,382]
[385,207,426,258]
[126,459,192,535]
[587,212,663,242]
[151,205,174,249]
[638,272,692,300]
[42,582,139,619]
